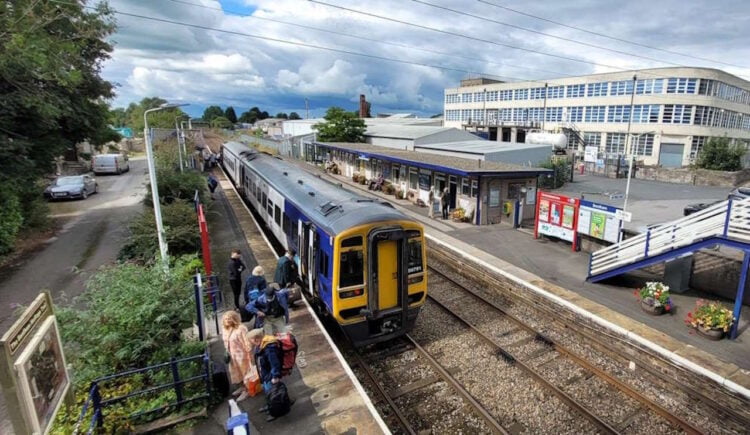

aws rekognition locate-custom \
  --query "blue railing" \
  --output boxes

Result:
[74,353,211,434]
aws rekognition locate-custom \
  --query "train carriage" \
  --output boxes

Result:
[221,141,426,346]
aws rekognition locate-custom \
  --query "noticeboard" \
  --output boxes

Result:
[577,199,623,243]
[534,191,579,251]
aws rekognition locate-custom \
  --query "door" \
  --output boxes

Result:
[449,176,458,209]
[486,180,503,224]
[376,240,399,310]
[298,222,315,296]
[659,143,684,168]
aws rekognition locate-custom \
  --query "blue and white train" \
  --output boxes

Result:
[221,141,427,346]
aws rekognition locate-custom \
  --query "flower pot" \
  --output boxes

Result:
[696,326,726,341]
[640,299,665,316]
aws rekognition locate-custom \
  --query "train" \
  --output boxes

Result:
[221,141,427,346]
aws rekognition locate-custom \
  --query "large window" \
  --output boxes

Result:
[583,132,602,149]
[605,133,627,154]
[587,82,608,97]
[548,85,564,99]
[409,168,418,190]
[568,106,584,122]
[636,79,663,94]
[633,134,654,156]
[514,88,528,100]
[499,90,513,101]
[584,106,606,122]
[607,105,631,123]
[566,84,585,98]
[445,94,459,104]
[461,177,470,196]
[632,104,660,123]
[471,179,479,198]
[609,80,634,96]
[545,107,563,122]
[486,91,498,102]
[339,249,363,288]
[690,136,707,159]
[666,78,697,94]
[445,110,460,122]
[530,87,546,100]
[461,93,472,103]
[663,104,693,124]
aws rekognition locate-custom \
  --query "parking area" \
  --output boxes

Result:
[555,174,731,231]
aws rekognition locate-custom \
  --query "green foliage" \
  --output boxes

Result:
[224,106,238,123]
[121,200,202,263]
[122,97,187,132]
[210,116,233,129]
[275,112,289,119]
[313,107,367,142]
[238,106,271,124]
[538,158,571,189]
[0,0,116,246]
[289,112,302,120]
[202,105,224,122]
[0,190,23,256]
[695,136,745,171]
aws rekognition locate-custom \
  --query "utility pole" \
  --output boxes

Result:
[305,98,310,119]
[623,75,638,214]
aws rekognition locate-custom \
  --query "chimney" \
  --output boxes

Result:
[359,94,367,118]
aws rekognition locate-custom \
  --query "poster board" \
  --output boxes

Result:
[584,146,598,163]
[534,191,579,251]
[577,199,623,243]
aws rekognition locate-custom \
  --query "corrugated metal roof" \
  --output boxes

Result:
[319,142,552,176]
[414,140,551,155]
[363,125,468,140]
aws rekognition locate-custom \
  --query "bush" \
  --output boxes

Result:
[383,183,395,195]
[696,137,745,171]
[144,168,207,207]
[0,190,23,256]
[119,201,201,262]
[538,158,571,189]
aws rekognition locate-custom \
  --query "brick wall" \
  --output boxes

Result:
[636,166,750,187]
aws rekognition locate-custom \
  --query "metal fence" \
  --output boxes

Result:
[583,152,630,178]
[237,134,310,160]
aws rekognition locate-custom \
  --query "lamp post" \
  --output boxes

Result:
[144,103,189,268]
[623,131,655,214]
[174,115,188,173]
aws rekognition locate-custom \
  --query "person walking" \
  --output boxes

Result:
[227,249,247,311]
[222,311,253,402]
[207,174,219,200]
[247,329,293,422]
[244,266,268,306]
[248,284,290,334]
[274,249,298,289]
[441,187,451,219]
[428,187,435,219]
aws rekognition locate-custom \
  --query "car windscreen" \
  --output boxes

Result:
[56,177,82,186]
[738,187,750,195]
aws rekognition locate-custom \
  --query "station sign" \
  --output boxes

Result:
[578,200,624,243]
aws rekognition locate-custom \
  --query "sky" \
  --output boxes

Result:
[102,0,750,119]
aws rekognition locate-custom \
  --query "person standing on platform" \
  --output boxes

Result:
[247,329,294,422]
[441,187,451,219]
[248,284,290,334]
[244,266,268,306]
[428,187,435,219]
[207,174,219,200]
[222,311,253,402]
[227,249,247,311]
[274,249,298,289]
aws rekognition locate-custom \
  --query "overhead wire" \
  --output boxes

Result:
[477,0,750,70]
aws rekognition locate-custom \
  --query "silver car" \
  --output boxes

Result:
[44,175,98,200]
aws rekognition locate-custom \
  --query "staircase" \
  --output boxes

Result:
[562,122,585,152]
[588,197,750,282]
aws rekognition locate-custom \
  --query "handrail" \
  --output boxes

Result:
[590,197,750,277]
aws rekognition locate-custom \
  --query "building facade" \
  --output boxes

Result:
[444,67,750,167]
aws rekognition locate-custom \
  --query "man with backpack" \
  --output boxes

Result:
[247,329,297,422]
[247,283,289,334]
[274,249,299,289]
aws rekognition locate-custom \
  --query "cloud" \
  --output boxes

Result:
[103,0,750,117]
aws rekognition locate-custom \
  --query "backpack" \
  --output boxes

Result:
[274,332,298,377]
[267,381,291,417]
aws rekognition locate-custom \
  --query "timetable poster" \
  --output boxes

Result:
[550,203,561,225]
[539,200,550,222]
[590,212,605,239]
[562,205,575,229]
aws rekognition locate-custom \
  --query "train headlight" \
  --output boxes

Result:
[339,288,364,299]
[408,275,423,284]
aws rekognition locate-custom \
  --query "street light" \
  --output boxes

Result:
[175,114,188,173]
[623,131,655,214]
[144,102,189,268]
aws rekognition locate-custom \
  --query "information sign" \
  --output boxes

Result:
[534,191,580,251]
[584,146,598,163]
[577,199,624,243]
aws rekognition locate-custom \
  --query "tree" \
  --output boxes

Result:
[313,107,367,142]
[289,112,302,120]
[259,111,270,120]
[210,116,233,129]
[696,137,745,171]
[275,112,289,119]
[238,110,255,124]
[225,106,238,124]
[202,105,224,123]
[0,0,118,254]
[109,108,128,127]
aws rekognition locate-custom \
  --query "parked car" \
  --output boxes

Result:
[92,153,129,175]
[683,200,723,216]
[728,187,750,201]
[44,175,97,200]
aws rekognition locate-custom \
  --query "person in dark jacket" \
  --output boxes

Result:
[247,329,293,421]
[227,249,247,311]
[441,187,451,219]
[248,284,290,334]
[207,174,218,199]
[274,249,299,289]
[244,265,268,305]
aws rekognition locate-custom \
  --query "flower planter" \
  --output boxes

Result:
[696,326,726,341]
[640,299,665,316]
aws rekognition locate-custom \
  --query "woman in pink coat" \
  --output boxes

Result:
[222,311,253,401]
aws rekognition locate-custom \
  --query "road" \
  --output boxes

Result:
[0,158,147,434]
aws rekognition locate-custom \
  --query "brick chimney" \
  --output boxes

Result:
[359,94,367,118]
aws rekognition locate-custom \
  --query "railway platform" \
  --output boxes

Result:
[302,160,750,398]
[189,167,387,434]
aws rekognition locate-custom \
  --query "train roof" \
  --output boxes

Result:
[222,141,411,236]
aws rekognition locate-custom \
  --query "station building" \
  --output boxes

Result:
[305,141,552,226]
[444,67,750,167]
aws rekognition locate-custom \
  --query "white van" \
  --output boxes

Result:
[92,153,129,175]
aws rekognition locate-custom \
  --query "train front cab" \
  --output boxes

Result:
[334,221,427,347]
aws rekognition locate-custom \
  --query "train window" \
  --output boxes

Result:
[267,200,273,216]
[339,250,364,288]
[282,214,291,235]
[407,238,423,274]
[274,205,281,226]
[261,192,267,210]
[256,186,261,201]
[318,251,329,277]
[341,236,363,248]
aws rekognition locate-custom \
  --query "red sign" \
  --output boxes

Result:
[534,191,580,252]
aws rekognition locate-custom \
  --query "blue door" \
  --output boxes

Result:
[659,143,684,168]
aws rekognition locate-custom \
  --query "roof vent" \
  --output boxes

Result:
[308,191,315,196]
[297,179,304,185]
[283,171,288,176]
[318,201,341,216]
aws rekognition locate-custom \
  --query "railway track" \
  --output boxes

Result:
[425,265,703,434]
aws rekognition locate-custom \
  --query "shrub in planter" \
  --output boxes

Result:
[352,172,360,182]
[383,183,395,195]
[685,300,735,339]
[358,175,367,185]
[634,281,672,315]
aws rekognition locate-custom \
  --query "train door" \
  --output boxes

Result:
[376,240,399,310]
[298,221,316,297]
[367,228,408,328]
